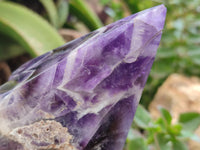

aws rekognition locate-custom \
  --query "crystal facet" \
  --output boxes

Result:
[0,5,166,150]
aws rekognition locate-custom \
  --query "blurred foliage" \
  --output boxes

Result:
[0,1,65,58]
[0,0,104,59]
[39,0,69,29]
[0,33,25,60]
[126,105,200,150]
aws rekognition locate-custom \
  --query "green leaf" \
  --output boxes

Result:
[57,0,69,28]
[146,124,161,134]
[172,139,188,150]
[100,0,111,5]
[39,0,58,28]
[180,130,200,142]
[69,0,103,31]
[179,112,200,132]
[127,137,148,150]
[169,124,182,136]
[146,124,162,145]
[123,0,140,13]
[134,104,152,128]
[155,133,172,150]
[155,118,166,131]
[160,107,172,125]
[0,33,25,60]
[0,1,65,57]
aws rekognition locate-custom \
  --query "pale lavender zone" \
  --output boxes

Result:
[0,5,166,150]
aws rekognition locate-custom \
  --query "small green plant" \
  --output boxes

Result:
[126,105,200,150]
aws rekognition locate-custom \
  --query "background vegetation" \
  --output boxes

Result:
[0,0,200,149]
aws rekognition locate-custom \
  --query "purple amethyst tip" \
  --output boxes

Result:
[0,5,166,150]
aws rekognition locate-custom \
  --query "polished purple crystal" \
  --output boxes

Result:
[0,5,166,150]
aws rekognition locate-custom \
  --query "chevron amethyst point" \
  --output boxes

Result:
[0,5,166,150]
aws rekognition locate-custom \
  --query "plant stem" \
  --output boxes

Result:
[154,133,161,150]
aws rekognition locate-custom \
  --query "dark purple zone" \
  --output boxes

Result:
[52,59,67,87]
[83,95,136,150]
[97,56,155,93]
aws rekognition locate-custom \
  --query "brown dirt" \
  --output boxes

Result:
[0,61,11,85]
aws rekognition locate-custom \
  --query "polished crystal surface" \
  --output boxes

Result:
[0,5,166,150]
